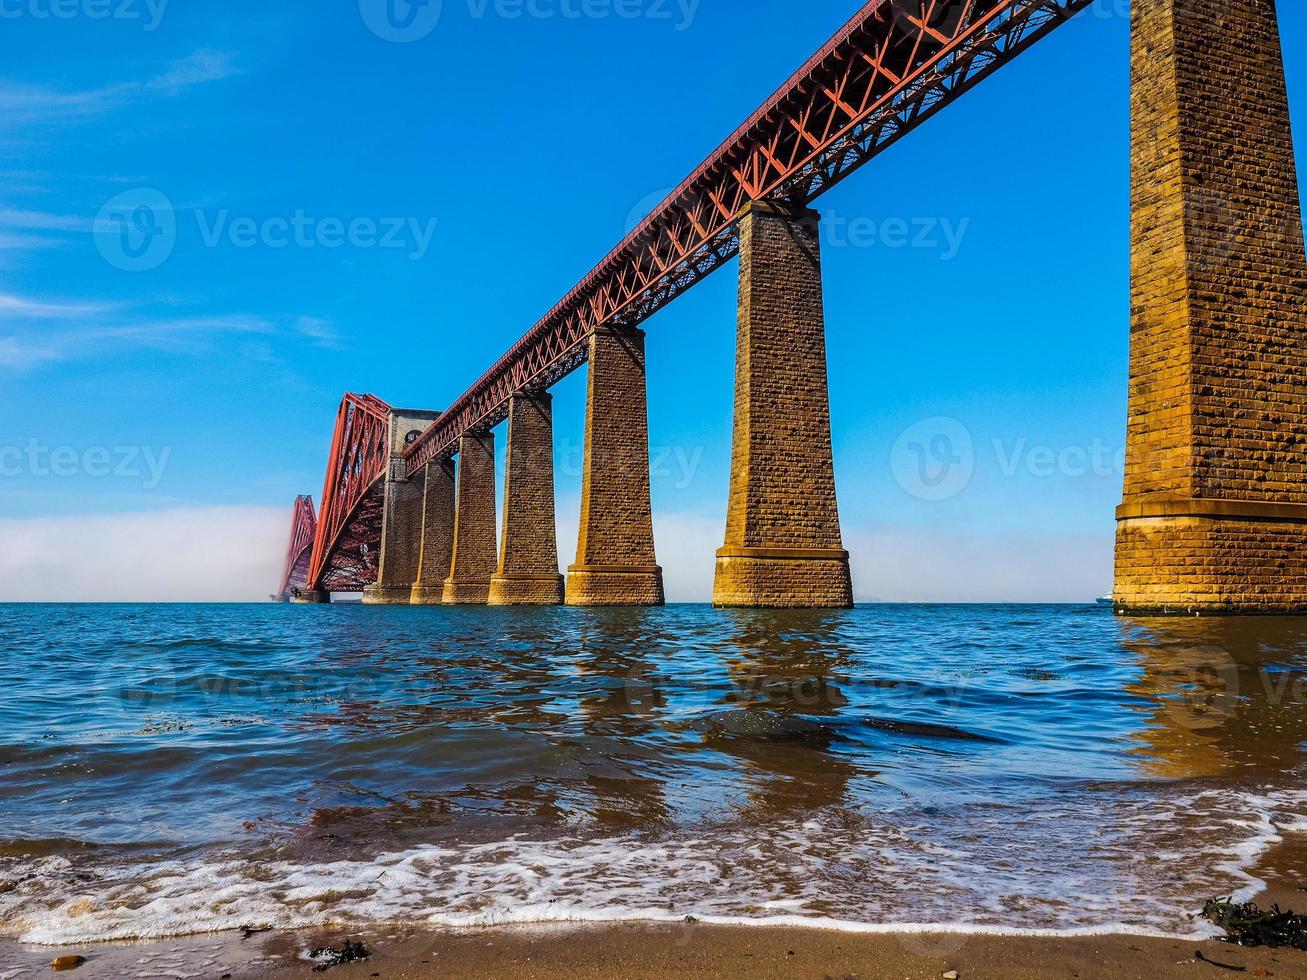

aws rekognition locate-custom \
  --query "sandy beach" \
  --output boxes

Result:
[5,921,1306,979]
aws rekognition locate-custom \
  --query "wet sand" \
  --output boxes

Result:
[6,923,1306,980]
[259,924,1307,979]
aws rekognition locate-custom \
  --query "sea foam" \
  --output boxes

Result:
[4,784,1305,947]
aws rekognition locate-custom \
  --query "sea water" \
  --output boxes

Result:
[2,603,1306,944]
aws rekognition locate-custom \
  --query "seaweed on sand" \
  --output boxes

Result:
[1203,897,1307,950]
[308,939,371,972]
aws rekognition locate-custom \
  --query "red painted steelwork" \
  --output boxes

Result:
[305,393,392,594]
[276,495,317,598]
[405,0,1093,476]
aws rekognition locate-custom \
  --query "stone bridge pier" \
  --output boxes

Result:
[1115,0,1307,614]
[490,391,566,605]
[567,325,665,606]
[443,431,500,604]
[409,457,456,605]
[362,408,442,605]
[714,201,853,608]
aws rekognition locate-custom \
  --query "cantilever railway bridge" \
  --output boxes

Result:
[277,0,1307,613]
[277,0,1094,601]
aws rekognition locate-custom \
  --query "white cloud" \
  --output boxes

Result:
[0,294,340,369]
[0,210,85,262]
[0,506,284,602]
[292,315,343,350]
[0,208,86,233]
[0,49,239,125]
[145,50,239,94]
[0,292,108,319]
[0,335,62,370]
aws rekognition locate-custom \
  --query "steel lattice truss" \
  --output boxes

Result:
[306,393,392,593]
[404,0,1093,476]
[277,495,318,598]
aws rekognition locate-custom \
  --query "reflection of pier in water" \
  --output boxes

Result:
[1122,617,1307,781]
[568,609,671,829]
[710,611,864,817]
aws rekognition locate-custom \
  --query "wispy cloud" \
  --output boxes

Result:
[0,49,240,125]
[291,315,343,350]
[0,292,108,319]
[0,209,87,263]
[0,336,63,371]
[0,208,87,233]
[145,49,239,94]
[0,292,341,370]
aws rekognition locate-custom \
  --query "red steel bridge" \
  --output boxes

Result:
[281,0,1095,599]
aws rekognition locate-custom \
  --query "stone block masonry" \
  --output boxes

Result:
[410,458,456,605]
[567,326,665,606]
[363,408,442,606]
[443,431,499,605]
[713,200,853,609]
[489,391,565,606]
[1115,0,1307,614]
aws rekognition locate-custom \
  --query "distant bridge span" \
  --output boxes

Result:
[290,394,392,599]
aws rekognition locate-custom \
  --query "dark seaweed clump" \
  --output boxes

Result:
[1203,897,1307,950]
[309,939,371,972]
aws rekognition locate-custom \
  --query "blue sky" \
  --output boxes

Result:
[2,0,1305,601]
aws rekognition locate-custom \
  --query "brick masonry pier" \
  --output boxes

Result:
[489,391,566,606]
[443,431,499,605]
[567,326,665,606]
[1115,0,1307,614]
[410,457,456,605]
[713,201,853,609]
[363,409,442,605]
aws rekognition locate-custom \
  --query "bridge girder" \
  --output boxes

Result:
[404,0,1095,477]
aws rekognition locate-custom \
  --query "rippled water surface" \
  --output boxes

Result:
[3,603,1307,943]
